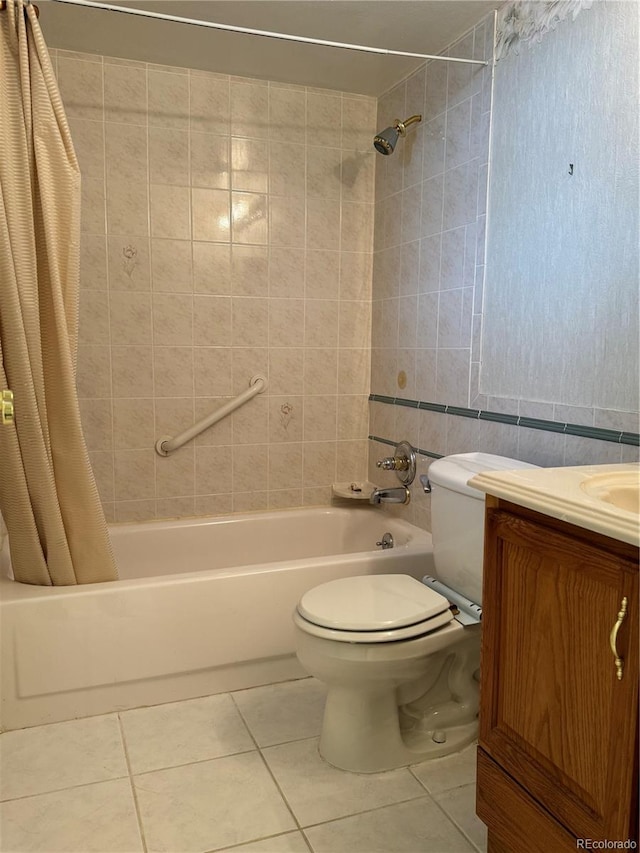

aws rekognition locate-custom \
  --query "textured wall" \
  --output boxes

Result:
[51,50,376,522]
[482,0,639,416]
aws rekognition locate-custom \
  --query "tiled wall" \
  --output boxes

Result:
[370,21,490,410]
[51,49,376,522]
[368,18,492,530]
[367,13,638,532]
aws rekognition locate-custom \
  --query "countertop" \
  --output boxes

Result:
[469,462,640,547]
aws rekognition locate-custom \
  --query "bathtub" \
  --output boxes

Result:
[0,506,433,731]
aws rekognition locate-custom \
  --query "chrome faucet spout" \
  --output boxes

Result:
[369,486,411,506]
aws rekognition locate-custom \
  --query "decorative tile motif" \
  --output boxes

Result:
[121,244,138,278]
[280,402,294,431]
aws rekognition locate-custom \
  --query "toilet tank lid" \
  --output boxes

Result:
[428,452,539,500]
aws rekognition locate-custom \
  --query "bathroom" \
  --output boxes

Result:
[0,0,638,850]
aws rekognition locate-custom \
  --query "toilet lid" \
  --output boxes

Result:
[297,574,451,632]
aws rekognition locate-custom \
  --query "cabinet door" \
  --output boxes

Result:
[479,505,638,842]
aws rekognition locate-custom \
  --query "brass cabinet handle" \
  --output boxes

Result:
[1,390,13,425]
[609,596,628,681]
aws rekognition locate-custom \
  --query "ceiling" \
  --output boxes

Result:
[38,0,499,96]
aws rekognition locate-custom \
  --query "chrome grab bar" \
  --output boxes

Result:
[155,375,267,456]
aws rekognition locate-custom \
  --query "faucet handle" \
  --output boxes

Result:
[377,455,405,471]
[375,440,416,485]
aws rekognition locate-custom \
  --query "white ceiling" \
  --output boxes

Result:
[38,0,499,96]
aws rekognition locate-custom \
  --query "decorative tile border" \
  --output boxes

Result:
[368,434,443,460]
[369,394,639,446]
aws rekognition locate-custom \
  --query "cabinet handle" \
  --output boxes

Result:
[609,596,628,681]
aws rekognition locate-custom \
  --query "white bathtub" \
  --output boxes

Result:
[0,506,433,730]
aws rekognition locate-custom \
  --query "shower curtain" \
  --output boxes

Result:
[0,0,117,584]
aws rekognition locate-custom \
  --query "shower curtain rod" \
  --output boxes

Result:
[49,0,489,66]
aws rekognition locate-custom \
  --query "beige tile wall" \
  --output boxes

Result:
[52,49,376,521]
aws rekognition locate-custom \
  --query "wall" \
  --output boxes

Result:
[482,0,639,416]
[368,17,493,529]
[367,7,639,531]
[50,49,376,522]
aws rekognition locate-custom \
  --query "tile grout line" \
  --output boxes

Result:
[124,744,258,779]
[427,780,486,853]
[299,789,437,831]
[116,712,149,853]
[229,692,306,840]
[0,773,131,806]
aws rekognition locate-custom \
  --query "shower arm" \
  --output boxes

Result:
[395,115,422,136]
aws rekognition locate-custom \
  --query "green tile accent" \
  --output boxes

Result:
[368,435,396,447]
[370,435,443,459]
[518,416,566,434]
[369,394,396,405]
[478,410,519,425]
[416,447,445,459]
[565,423,622,443]
[368,395,640,445]
[621,432,640,447]
[418,401,448,413]
[446,406,480,419]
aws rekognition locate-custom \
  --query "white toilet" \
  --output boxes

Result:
[293,451,538,773]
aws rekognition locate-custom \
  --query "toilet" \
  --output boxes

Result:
[293,452,538,773]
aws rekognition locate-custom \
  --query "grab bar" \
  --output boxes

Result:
[155,374,267,456]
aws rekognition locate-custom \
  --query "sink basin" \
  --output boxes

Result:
[580,471,640,515]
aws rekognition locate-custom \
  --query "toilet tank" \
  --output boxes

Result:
[428,452,538,605]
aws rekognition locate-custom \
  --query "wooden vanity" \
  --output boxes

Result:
[469,465,639,852]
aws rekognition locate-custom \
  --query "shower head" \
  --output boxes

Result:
[373,114,422,155]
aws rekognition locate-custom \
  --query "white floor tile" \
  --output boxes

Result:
[434,783,487,852]
[410,743,477,795]
[216,831,311,852]
[120,692,254,773]
[304,797,477,853]
[0,779,143,852]
[262,737,425,827]
[0,684,485,853]
[134,751,296,853]
[232,678,326,747]
[0,715,128,801]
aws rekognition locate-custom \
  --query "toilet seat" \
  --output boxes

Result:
[295,574,454,643]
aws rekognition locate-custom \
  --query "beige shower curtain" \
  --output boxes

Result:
[0,0,117,584]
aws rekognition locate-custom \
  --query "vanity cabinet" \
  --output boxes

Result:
[476,497,639,852]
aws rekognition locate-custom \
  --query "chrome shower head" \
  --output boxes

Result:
[373,114,422,155]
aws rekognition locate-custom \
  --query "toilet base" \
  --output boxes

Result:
[318,682,478,773]
[316,631,480,774]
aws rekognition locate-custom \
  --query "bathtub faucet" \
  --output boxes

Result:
[369,486,411,506]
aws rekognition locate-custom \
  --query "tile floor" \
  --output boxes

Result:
[0,678,487,853]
